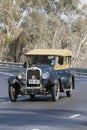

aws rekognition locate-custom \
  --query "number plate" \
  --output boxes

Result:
[29,80,40,84]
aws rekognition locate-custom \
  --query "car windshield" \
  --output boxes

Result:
[28,55,55,65]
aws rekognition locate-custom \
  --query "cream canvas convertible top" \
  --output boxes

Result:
[24,49,72,57]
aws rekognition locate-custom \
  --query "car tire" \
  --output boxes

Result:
[30,95,35,98]
[51,80,60,102]
[8,86,18,102]
[66,79,73,97]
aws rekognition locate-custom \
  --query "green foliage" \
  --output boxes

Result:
[0,0,87,67]
[58,0,80,13]
[71,17,87,35]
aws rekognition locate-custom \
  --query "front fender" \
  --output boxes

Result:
[49,75,59,86]
[8,76,18,85]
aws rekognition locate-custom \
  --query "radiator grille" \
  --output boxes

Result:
[27,69,40,87]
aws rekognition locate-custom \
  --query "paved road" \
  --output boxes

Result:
[0,67,87,130]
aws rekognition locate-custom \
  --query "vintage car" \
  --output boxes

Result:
[8,49,75,102]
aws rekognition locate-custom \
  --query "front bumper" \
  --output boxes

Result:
[20,85,46,95]
[19,77,49,95]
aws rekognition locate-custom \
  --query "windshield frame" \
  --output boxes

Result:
[26,55,55,66]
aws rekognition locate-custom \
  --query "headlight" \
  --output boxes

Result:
[42,72,49,79]
[18,72,25,80]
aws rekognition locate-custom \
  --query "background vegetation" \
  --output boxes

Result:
[0,0,87,67]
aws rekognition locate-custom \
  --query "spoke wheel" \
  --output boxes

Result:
[51,80,60,102]
[8,86,17,102]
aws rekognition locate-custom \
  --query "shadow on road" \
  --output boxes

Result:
[0,107,87,129]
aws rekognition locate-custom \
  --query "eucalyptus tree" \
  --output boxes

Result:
[0,0,87,67]
[0,0,26,62]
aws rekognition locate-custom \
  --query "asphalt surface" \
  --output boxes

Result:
[0,67,87,130]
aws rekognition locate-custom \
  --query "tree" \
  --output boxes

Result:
[0,0,25,61]
[0,0,87,67]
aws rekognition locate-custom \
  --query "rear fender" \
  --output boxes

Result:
[72,76,75,89]
[61,75,75,89]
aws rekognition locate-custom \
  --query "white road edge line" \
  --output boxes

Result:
[0,72,14,76]
[32,129,39,130]
[70,114,80,119]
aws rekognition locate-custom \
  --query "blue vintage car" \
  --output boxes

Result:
[8,49,75,102]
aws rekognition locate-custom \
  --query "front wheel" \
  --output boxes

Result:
[8,85,18,102]
[51,81,60,102]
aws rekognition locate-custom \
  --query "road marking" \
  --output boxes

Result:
[32,129,39,130]
[70,114,80,119]
[0,72,14,76]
